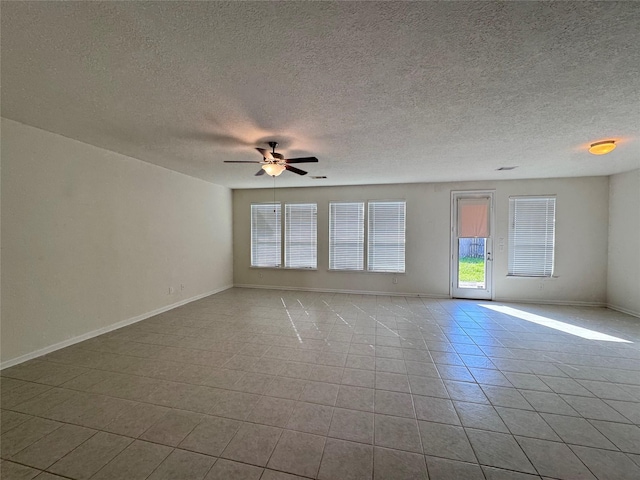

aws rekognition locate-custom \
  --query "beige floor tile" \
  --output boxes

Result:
[267,430,326,478]
[374,390,415,418]
[10,388,77,417]
[286,402,334,435]
[208,390,261,420]
[425,456,484,480]
[516,436,597,480]
[453,401,508,432]
[300,381,340,406]
[414,395,460,425]
[495,407,561,441]
[11,424,95,469]
[328,408,374,444]
[373,446,427,480]
[336,385,374,412]
[342,368,375,388]
[541,413,617,449]
[482,466,541,480]
[1,382,52,409]
[179,415,241,456]
[465,429,536,474]
[49,431,132,480]
[375,414,422,454]
[418,421,475,462]
[318,438,373,480]
[0,417,62,458]
[140,409,202,446]
[1,410,32,434]
[91,440,172,480]
[571,444,640,480]
[147,449,216,480]
[264,377,308,400]
[221,422,282,466]
[247,396,295,427]
[0,460,40,480]
[204,458,263,480]
[375,372,411,393]
[103,402,169,437]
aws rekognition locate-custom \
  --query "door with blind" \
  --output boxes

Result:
[451,191,494,300]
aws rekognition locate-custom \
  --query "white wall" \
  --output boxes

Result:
[1,119,233,365]
[233,177,609,305]
[607,169,640,316]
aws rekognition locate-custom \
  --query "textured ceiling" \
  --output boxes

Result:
[2,1,639,189]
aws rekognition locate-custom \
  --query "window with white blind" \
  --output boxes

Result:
[368,201,406,272]
[285,203,317,269]
[329,202,365,270]
[508,196,556,277]
[251,203,281,267]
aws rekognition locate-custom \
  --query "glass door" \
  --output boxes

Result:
[451,191,494,300]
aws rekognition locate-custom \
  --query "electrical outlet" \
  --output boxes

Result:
[538,283,544,290]
[258,273,263,279]
[393,277,398,284]
[180,284,185,291]
[169,286,174,294]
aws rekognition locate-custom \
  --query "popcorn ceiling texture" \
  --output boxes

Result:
[2,1,639,188]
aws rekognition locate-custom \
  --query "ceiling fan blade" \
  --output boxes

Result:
[255,168,266,176]
[223,160,263,163]
[271,152,285,160]
[285,157,319,164]
[285,165,308,175]
[256,148,274,161]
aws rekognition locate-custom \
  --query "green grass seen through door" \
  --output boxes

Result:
[459,257,485,283]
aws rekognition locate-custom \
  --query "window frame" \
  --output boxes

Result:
[328,201,366,271]
[250,202,318,270]
[284,203,318,270]
[250,203,282,268]
[328,199,406,273]
[508,195,556,278]
[367,200,406,273]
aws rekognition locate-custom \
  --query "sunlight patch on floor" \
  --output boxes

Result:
[479,304,632,343]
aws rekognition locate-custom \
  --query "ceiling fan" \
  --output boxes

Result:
[224,141,318,177]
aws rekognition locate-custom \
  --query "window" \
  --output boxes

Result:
[251,203,281,267]
[329,202,364,270]
[251,203,317,269]
[368,201,406,272]
[285,203,317,269]
[508,196,556,277]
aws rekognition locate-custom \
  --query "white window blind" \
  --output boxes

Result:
[251,203,281,267]
[329,202,364,270]
[368,201,406,272]
[508,196,556,277]
[285,203,317,269]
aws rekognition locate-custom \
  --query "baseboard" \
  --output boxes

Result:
[233,283,449,299]
[0,284,232,370]
[466,295,607,308]
[493,297,606,308]
[607,303,640,318]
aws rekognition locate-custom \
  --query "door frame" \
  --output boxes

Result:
[450,190,495,300]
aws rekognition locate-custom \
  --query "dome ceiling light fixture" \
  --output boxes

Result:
[588,140,616,155]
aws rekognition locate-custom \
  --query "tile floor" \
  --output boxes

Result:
[2,287,640,479]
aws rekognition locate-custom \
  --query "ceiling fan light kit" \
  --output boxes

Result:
[588,140,616,155]
[262,163,286,176]
[224,141,319,177]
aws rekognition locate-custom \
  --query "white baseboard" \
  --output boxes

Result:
[0,285,232,370]
[607,303,640,318]
[233,283,449,299]
[493,297,606,308]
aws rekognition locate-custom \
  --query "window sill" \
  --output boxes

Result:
[250,266,318,271]
[506,275,559,279]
